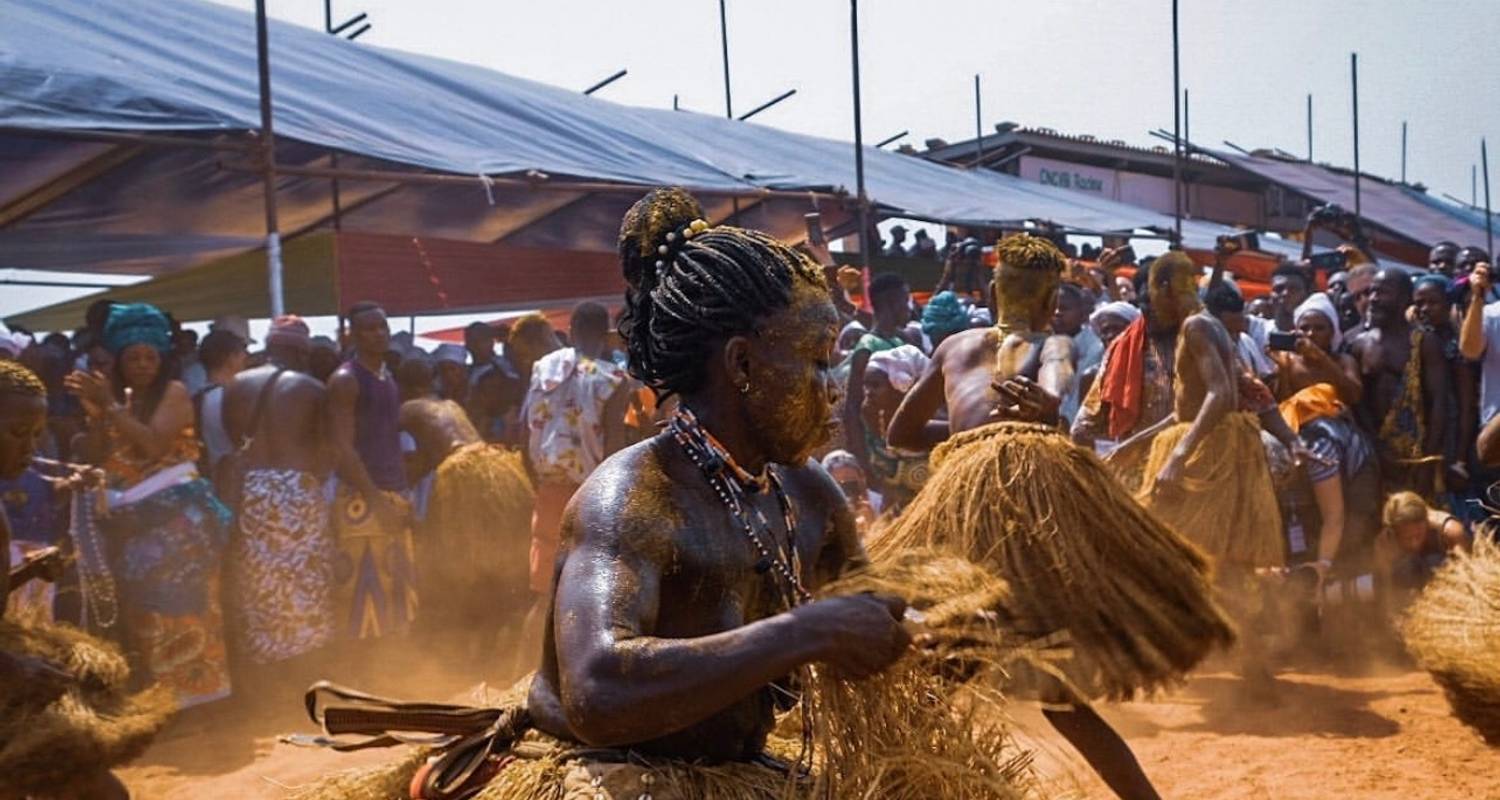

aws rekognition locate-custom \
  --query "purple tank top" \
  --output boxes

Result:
[344,359,406,492]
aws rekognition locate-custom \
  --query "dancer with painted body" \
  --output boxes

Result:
[884,236,1233,800]
[526,189,910,776]
[1124,252,1284,694]
[400,390,533,664]
[0,360,172,800]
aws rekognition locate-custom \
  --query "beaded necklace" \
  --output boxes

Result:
[668,405,812,609]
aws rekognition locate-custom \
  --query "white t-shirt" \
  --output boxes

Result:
[1480,302,1500,424]
[197,385,232,468]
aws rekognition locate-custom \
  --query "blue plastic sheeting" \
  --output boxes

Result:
[0,0,1235,277]
[1206,149,1489,249]
[1399,187,1497,250]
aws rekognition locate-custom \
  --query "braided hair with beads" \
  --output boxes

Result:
[617,187,824,399]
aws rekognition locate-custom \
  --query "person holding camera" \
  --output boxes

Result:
[1268,294,1363,407]
[1459,261,1500,435]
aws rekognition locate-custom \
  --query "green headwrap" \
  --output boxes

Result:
[103,303,171,356]
[921,290,968,339]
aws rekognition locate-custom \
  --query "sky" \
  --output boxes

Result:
[7,0,1498,320]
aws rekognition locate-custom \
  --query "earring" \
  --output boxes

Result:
[739,382,751,395]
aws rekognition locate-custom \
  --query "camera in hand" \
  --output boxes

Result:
[1114,244,1137,265]
[1268,331,1300,352]
[1307,250,1349,272]
[1216,232,1260,253]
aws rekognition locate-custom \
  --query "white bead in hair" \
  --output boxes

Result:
[658,245,669,255]
[665,232,677,243]
[655,260,665,269]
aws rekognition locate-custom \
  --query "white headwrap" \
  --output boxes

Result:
[1293,292,1342,352]
[866,344,930,393]
[1089,301,1141,327]
[0,322,31,359]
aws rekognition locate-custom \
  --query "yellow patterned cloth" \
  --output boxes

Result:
[230,469,336,664]
[332,486,417,640]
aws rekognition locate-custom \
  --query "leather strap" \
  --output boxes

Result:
[285,681,532,800]
[240,368,285,452]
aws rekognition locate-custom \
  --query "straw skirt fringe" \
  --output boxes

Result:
[872,421,1234,700]
[1137,412,1284,568]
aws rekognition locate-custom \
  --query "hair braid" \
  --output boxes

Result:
[617,188,821,398]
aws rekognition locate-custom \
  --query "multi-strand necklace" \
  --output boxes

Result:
[668,404,817,777]
[668,405,812,609]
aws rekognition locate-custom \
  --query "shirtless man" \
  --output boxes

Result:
[222,316,338,670]
[527,189,909,771]
[1126,252,1284,699]
[1348,268,1449,495]
[400,393,533,663]
[886,236,1227,800]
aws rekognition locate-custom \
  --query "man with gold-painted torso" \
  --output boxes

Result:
[884,236,1233,800]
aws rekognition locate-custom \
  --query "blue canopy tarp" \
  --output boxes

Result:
[2,0,1261,283]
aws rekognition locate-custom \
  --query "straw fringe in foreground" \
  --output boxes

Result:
[806,549,1040,799]
[0,617,175,795]
[1137,412,1284,568]
[285,549,1043,799]
[872,421,1235,701]
[1402,537,1500,746]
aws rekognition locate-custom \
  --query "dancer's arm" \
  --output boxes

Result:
[886,346,949,450]
[552,482,909,747]
[1153,316,1234,489]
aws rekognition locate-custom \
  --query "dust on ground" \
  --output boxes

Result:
[118,658,1500,799]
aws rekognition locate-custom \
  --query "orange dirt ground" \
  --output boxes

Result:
[116,656,1500,800]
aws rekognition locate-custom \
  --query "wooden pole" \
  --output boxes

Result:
[1401,121,1407,184]
[1171,0,1182,245]
[719,0,733,119]
[254,0,284,318]
[1183,87,1191,215]
[1307,93,1313,162]
[1484,138,1493,257]
[851,0,870,270]
[974,74,984,167]
[1351,53,1361,220]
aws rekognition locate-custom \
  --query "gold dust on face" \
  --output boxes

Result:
[745,281,839,463]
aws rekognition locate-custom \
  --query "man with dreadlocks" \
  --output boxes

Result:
[883,236,1233,800]
[287,188,913,800]
[0,360,173,800]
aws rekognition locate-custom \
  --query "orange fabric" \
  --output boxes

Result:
[529,480,580,595]
[1099,316,1150,440]
[1278,382,1345,434]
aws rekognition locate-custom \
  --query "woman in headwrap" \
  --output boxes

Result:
[859,344,932,512]
[1075,302,1141,409]
[1269,293,1363,407]
[65,303,233,709]
[920,290,970,349]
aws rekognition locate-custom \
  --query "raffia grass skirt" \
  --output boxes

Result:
[1136,412,1284,568]
[422,444,535,616]
[288,550,1042,800]
[871,421,1235,701]
[0,617,175,796]
[1402,538,1500,746]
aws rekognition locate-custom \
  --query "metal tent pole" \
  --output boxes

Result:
[850,0,870,270]
[255,0,284,317]
[1170,0,1182,245]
